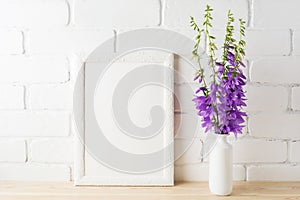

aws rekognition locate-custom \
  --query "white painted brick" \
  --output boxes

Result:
[0,56,69,83]
[249,113,300,139]
[28,29,114,57]
[247,165,300,181]
[165,0,248,29]
[174,113,203,138]
[246,30,290,56]
[175,164,245,181]
[294,30,300,55]
[231,139,287,163]
[28,84,72,110]
[290,141,300,162]
[116,28,206,58]
[251,57,300,84]
[175,138,202,165]
[160,28,207,59]
[31,139,73,163]
[211,29,290,56]
[0,140,26,162]
[0,164,70,181]
[0,30,23,54]
[246,85,288,112]
[0,85,24,109]
[254,0,300,28]
[175,164,208,181]
[292,87,300,111]
[74,0,160,28]
[0,0,68,28]
[0,111,69,137]
[175,83,198,113]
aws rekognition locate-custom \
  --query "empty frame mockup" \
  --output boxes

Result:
[74,54,174,186]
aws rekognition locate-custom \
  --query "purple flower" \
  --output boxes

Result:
[193,51,247,137]
[224,45,234,50]
[194,74,200,81]
[195,87,207,94]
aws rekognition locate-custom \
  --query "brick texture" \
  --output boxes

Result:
[251,57,300,84]
[254,0,300,28]
[74,0,160,28]
[248,165,300,181]
[0,0,68,28]
[0,111,69,137]
[231,139,287,163]
[246,85,288,112]
[30,139,73,163]
[0,56,69,83]
[165,0,248,29]
[0,30,23,54]
[290,141,300,163]
[249,113,300,139]
[292,87,300,111]
[294,30,300,55]
[28,29,114,57]
[0,164,70,181]
[0,85,24,109]
[0,140,26,162]
[28,84,72,110]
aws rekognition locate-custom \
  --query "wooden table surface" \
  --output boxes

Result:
[0,181,299,200]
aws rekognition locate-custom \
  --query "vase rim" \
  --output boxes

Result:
[216,133,229,137]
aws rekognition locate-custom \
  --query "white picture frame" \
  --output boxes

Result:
[74,54,174,186]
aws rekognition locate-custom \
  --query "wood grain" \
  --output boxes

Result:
[0,181,299,200]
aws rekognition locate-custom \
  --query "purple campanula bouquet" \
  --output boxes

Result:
[190,5,247,137]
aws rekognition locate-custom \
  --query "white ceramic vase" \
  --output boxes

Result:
[209,134,233,196]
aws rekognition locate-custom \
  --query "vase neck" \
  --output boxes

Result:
[217,134,229,142]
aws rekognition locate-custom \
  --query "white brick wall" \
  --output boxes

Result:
[174,113,203,138]
[0,140,26,162]
[0,30,23,54]
[74,0,160,28]
[27,84,72,110]
[249,113,300,139]
[0,164,70,181]
[0,85,24,109]
[175,138,202,165]
[0,56,69,83]
[245,85,288,112]
[250,57,300,84]
[292,87,300,111]
[246,30,291,56]
[0,111,70,137]
[294,30,300,55]
[247,165,300,181]
[164,0,248,29]
[0,0,298,182]
[253,0,300,28]
[28,29,114,57]
[290,141,300,163]
[30,139,73,163]
[0,0,69,28]
[231,139,287,163]
[212,29,291,57]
